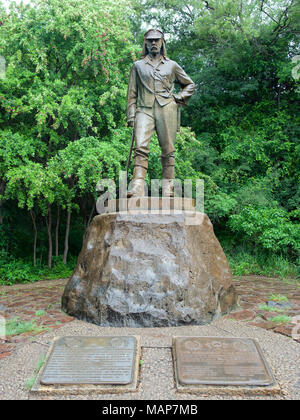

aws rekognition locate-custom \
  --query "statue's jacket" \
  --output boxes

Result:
[127,55,195,123]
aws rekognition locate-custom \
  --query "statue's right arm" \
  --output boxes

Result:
[127,64,138,126]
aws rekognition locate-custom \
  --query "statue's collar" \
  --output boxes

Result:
[143,55,169,66]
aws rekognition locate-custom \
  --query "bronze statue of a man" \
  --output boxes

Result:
[126,29,195,197]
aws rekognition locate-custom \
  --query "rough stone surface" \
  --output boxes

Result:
[267,301,292,309]
[62,212,238,327]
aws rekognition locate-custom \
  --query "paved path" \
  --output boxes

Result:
[0,279,74,359]
[1,276,299,360]
[226,276,300,340]
[0,275,299,400]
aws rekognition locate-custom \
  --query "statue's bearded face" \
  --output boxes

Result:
[146,38,163,54]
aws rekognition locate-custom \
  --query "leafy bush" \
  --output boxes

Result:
[0,255,76,285]
[226,247,298,279]
[0,259,32,285]
[228,206,300,259]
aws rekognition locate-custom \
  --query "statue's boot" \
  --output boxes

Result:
[127,166,147,198]
[162,162,175,197]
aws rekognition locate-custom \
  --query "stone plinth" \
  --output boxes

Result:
[62,210,238,327]
[98,197,195,213]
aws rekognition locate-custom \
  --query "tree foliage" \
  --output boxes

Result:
[131,0,299,267]
[0,0,299,281]
[0,0,138,270]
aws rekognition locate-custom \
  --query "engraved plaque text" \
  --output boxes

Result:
[41,336,136,385]
[174,337,275,386]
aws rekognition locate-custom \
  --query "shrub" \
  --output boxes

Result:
[0,255,76,285]
[228,206,300,260]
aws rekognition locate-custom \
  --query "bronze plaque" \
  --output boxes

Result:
[174,337,275,386]
[40,336,137,385]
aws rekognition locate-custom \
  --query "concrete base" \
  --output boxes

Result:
[98,197,196,214]
[174,380,282,396]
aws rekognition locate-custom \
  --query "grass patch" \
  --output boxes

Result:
[268,315,291,324]
[35,310,46,317]
[258,305,285,313]
[225,248,298,280]
[5,317,45,336]
[268,294,289,302]
[25,354,46,390]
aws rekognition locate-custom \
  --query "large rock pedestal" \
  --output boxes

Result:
[62,211,238,327]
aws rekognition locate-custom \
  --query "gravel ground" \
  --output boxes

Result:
[0,317,299,400]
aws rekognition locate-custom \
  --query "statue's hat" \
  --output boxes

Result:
[144,29,164,39]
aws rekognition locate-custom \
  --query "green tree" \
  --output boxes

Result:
[0,0,139,272]
[131,0,300,269]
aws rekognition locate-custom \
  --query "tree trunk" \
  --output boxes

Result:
[0,179,4,224]
[83,203,95,240]
[46,204,52,269]
[63,209,71,265]
[39,218,43,266]
[30,209,37,266]
[55,206,60,257]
